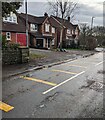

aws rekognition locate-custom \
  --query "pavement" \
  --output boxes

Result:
[2,48,95,79]
[2,52,104,118]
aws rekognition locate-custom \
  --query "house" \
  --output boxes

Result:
[2,12,80,49]
[50,15,80,48]
[19,13,56,49]
[49,16,63,48]
[2,12,56,49]
[2,12,27,46]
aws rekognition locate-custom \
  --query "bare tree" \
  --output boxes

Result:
[48,0,78,20]
[48,0,78,50]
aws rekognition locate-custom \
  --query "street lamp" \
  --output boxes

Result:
[91,16,95,30]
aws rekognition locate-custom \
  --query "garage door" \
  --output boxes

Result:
[17,34,26,46]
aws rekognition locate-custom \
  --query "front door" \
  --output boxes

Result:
[36,39,43,48]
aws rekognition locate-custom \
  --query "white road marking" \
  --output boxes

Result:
[42,71,85,95]
[95,61,105,66]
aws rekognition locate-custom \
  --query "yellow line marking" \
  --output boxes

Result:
[0,101,14,112]
[20,76,57,86]
[52,69,77,75]
[69,64,87,68]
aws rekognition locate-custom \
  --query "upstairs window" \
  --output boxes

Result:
[45,24,50,32]
[6,32,11,40]
[72,30,75,34]
[30,24,38,31]
[67,29,71,34]
[52,27,55,33]
[3,14,17,23]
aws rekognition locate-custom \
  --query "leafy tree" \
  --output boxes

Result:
[2,1,23,17]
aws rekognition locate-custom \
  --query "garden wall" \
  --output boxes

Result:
[2,47,29,65]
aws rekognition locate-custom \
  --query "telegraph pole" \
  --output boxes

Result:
[25,0,28,47]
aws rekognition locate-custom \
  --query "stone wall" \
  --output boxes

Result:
[2,47,29,65]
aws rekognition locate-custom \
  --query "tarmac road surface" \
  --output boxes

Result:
[2,52,104,118]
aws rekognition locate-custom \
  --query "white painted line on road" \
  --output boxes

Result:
[52,69,77,74]
[42,71,85,95]
[69,65,87,68]
[95,61,105,66]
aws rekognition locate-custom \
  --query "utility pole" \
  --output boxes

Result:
[25,0,28,47]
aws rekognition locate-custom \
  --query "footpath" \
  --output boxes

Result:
[2,48,96,79]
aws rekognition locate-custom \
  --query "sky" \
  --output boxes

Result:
[19,0,105,26]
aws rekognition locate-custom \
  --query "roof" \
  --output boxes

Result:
[2,15,26,33]
[49,16,62,31]
[51,15,74,29]
[19,13,48,24]
[2,13,48,33]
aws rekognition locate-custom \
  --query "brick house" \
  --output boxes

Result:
[2,12,27,46]
[2,12,56,49]
[19,13,56,49]
[2,12,80,49]
[50,15,80,48]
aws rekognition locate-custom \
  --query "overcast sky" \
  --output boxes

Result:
[19,0,104,26]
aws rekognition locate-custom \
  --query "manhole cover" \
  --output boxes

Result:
[90,82,103,92]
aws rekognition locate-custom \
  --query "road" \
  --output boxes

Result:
[2,52,104,118]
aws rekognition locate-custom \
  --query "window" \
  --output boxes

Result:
[67,29,71,34]
[6,32,11,40]
[52,27,55,33]
[30,24,38,31]
[9,16,12,21]
[13,16,17,23]
[45,24,50,32]
[72,30,75,34]
[52,38,55,45]
[3,13,17,23]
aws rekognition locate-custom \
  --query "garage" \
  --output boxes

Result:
[16,33,26,46]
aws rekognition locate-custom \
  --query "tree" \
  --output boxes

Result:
[79,23,90,47]
[79,24,97,50]
[92,26,105,46]
[2,1,23,17]
[48,0,78,50]
[48,0,78,20]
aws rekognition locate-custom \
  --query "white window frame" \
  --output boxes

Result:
[6,32,11,41]
[52,27,55,33]
[45,24,50,32]
[3,14,17,23]
[52,38,55,45]
[67,29,71,34]
[30,24,38,31]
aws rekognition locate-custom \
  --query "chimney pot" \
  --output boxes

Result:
[44,12,48,16]
[68,16,70,22]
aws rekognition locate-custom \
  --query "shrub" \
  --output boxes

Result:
[2,35,7,48]
[85,36,97,50]
[2,35,20,49]
[102,40,105,46]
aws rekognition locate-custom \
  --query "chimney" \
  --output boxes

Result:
[44,12,48,17]
[68,16,70,22]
